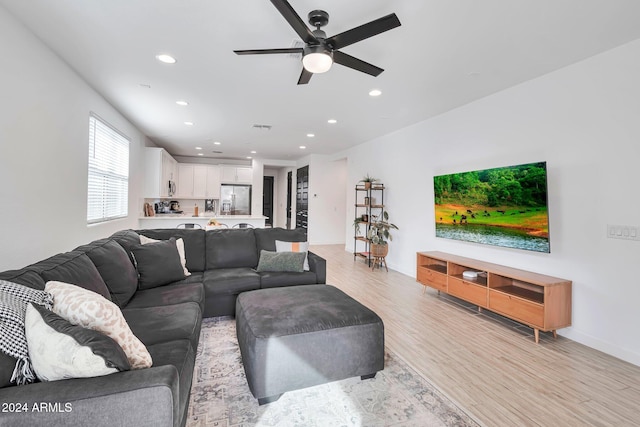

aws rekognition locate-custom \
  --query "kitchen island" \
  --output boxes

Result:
[139,214,267,229]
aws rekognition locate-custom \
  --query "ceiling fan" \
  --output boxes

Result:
[233,0,401,85]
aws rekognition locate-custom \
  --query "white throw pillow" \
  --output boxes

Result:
[139,235,190,276]
[275,240,310,271]
[45,281,152,369]
[25,304,130,381]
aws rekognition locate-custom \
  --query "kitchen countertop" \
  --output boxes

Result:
[140,214,267,220]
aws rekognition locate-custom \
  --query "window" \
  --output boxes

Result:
[87,113,130,224]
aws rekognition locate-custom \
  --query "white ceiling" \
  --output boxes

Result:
[3,0,640,161]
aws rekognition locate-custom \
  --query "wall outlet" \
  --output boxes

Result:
[607,224,640,241]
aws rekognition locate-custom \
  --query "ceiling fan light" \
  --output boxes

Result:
[302,46,333,74]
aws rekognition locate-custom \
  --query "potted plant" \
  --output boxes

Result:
[367,211,399,257]
[359,174,378,189]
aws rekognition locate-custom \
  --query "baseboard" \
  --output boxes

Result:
[559,329,640,367]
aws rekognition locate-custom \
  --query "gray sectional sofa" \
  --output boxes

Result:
[0,227,325,427]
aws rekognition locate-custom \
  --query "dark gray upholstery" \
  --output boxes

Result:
[205,228,258,269]
[123,302,202,350]
[75,238,139,306]
[254,227,307,252]
[0,365,179,427]
[125,281,205,313]
[0,226,327,426]
[0,269,46,290]
[236,285,384,403]
[28,251,112,300]
[138,229,206,272]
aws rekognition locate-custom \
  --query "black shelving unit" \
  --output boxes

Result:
[353,183,385,266]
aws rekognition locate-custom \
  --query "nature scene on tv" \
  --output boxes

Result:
[434,162,550,253]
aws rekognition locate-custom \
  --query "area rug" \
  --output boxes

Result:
[186,317,481,427]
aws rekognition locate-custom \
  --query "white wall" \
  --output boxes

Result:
[307,155,347,245]
[0,7,146,271]
[342,39,640,366]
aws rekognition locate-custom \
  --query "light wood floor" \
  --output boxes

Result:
[310,245,640,427]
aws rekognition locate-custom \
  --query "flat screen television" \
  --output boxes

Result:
[434,161,550,253]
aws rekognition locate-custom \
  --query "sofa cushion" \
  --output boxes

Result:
[138,229,206,272]
[30,252,111,300]
[123,302,202,351]
[110,229,144,265]
[124,281,205,314]
[254,227,308,253]
[25,303,130,382]
[130,238,186,290]
[45,281,152,370]
[145,339,195,427]
[205,229,258,269]
[0,351,16,388]
[0,269,46,291]
[75,239,138,307]
[259,272,320,289]
[255,250,306,273]
[203,268,261,295]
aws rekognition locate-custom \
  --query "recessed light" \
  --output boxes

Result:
[176,100,188,106]
[327,119,337,124]
[307,133,315,138]
[250,150,257,154]
[156,54,177,64]
[197,153,204,156]
[299,146,307,149]
[213,141,221,145]
[195,147,202,150]
[369,89,382,97]
[184,121,194,126]
[246,156,252,159]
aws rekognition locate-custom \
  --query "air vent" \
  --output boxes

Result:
[211,150,223,154]
[252,124,272,130]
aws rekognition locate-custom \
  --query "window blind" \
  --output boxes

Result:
[87,113,130,224]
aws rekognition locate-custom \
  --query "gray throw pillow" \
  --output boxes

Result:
[130,238,186,289]
[255,250,306,273]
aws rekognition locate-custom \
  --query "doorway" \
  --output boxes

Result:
[286,171,292,229]
[296,165,308,234]
[262,176,274,227]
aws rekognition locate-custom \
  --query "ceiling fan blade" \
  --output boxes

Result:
[333,51,384,77]
[270,0,318,44]
[297,68,313,85]
[234,48,303,55]
[326,13,401,50]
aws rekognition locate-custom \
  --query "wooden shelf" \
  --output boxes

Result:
[354,183,385,267]
[416,251,571,343]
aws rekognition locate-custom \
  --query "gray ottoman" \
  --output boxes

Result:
[236,285,384,404]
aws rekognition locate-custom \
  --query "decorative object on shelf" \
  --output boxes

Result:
[361,214,369,222]
[359,174,378,190]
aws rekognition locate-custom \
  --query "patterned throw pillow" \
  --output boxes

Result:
[255,250,306,273]
[25,303,130,381]
[275,240,310,271]
[44,281,152,369]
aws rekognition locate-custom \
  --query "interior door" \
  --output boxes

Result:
[286,171,292,229]
[263,176,274,227]
[296,166,308,233]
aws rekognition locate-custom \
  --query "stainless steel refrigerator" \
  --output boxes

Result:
[220,184,252,215]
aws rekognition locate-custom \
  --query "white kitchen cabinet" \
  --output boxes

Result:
[205,165,221,198]
[193,165,207,198]
[221,166,253,184]
[145,147,177,198]
[177,164,212,198]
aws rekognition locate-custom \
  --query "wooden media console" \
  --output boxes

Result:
[416,251,572,343]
